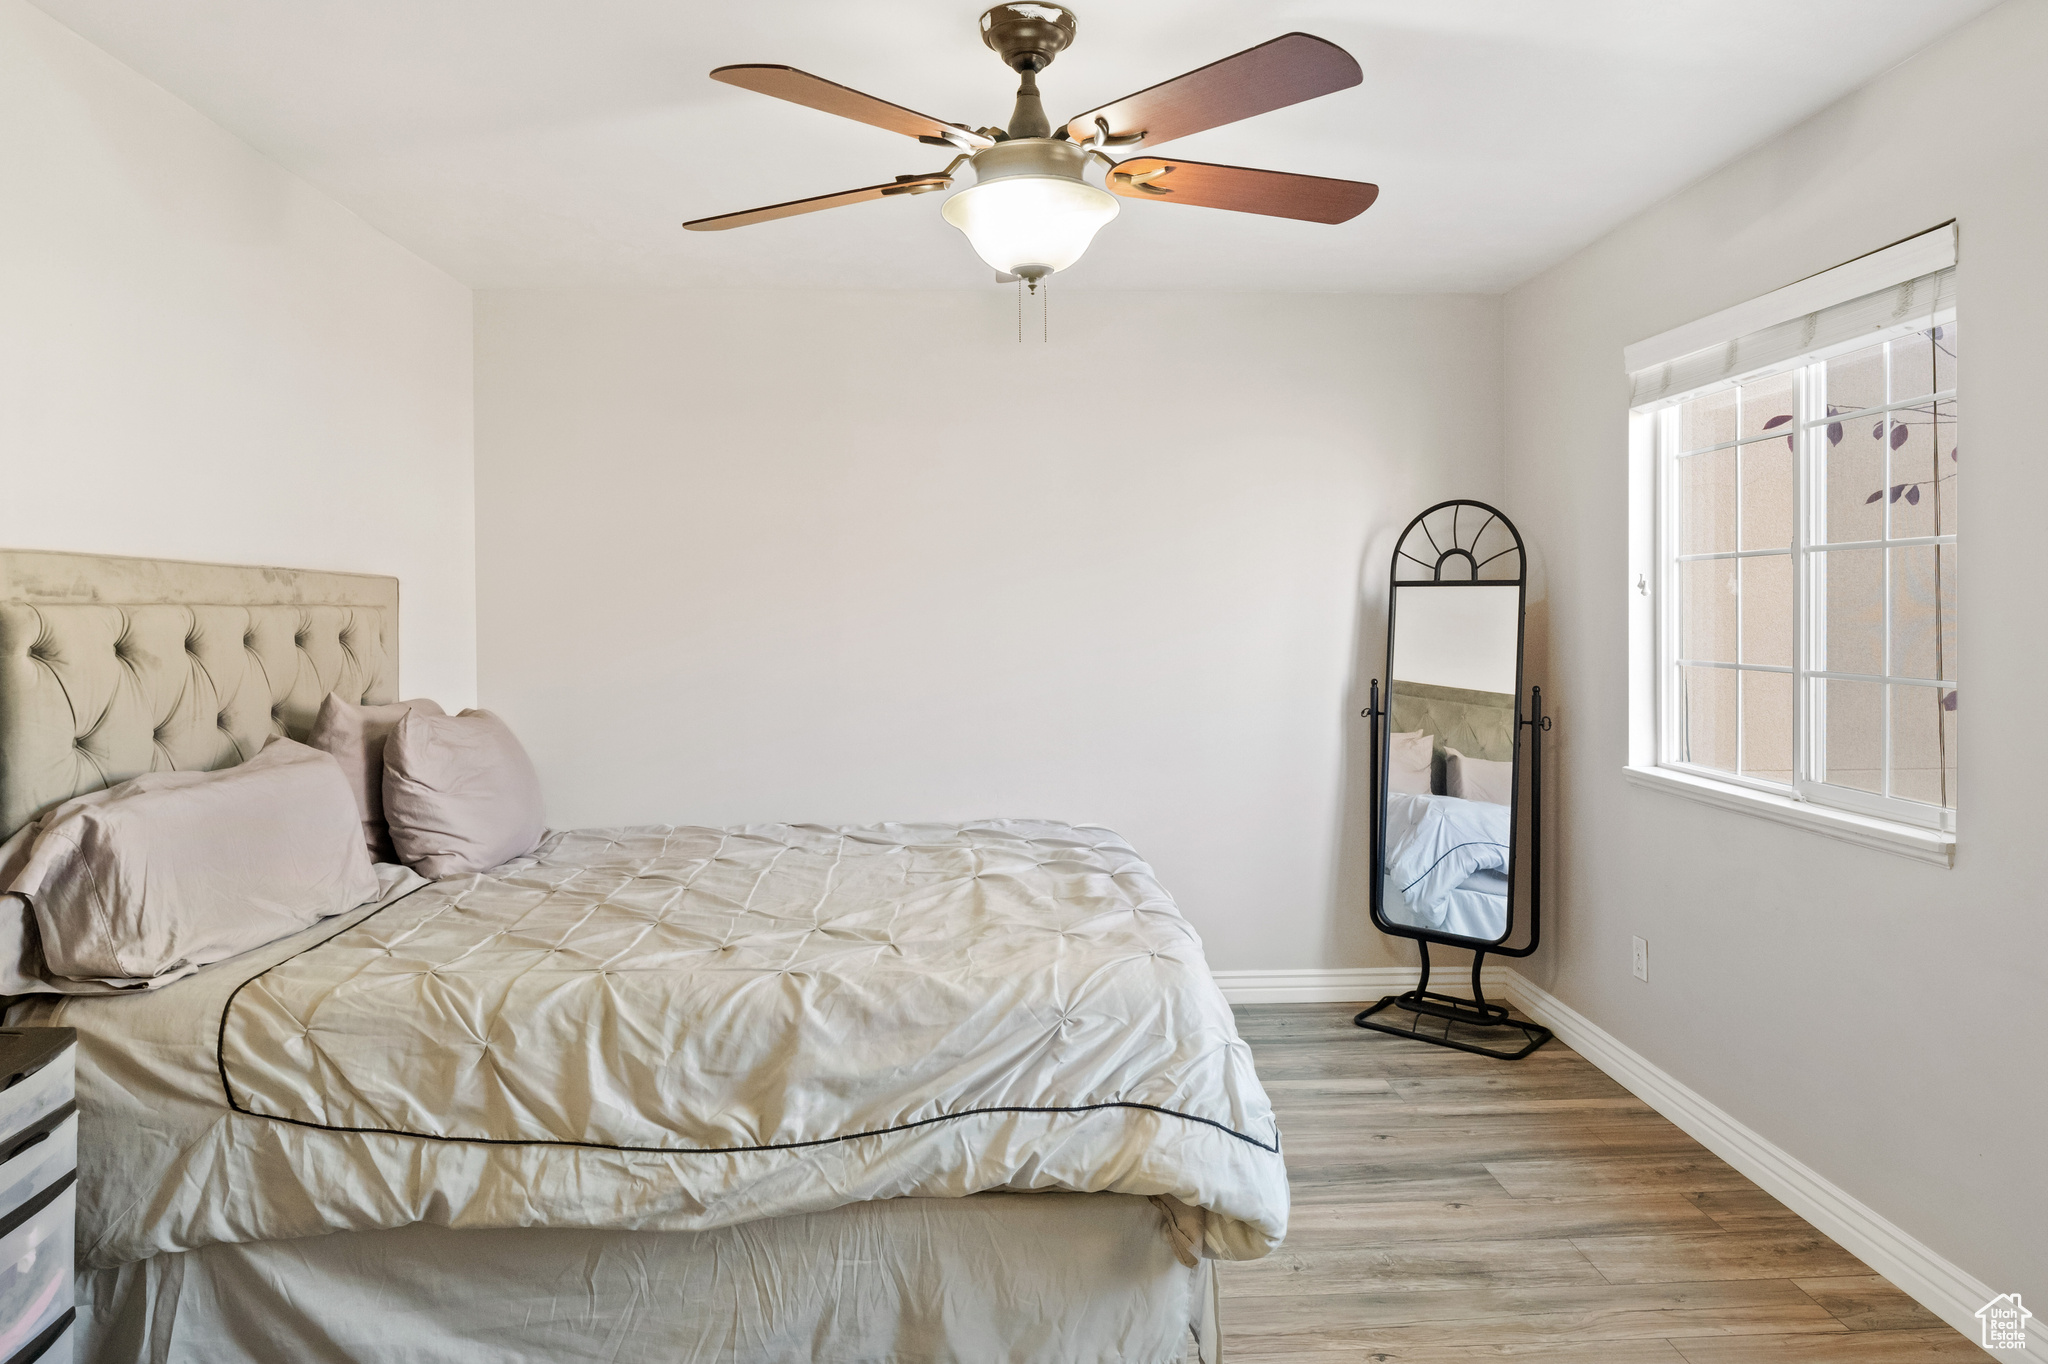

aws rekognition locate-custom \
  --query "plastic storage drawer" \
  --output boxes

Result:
[1,1309,72,1364]
[0,1045,71,1154]
[0,1182,72,1360]
[0,1031,76,1364]
[0,1109,74,1224]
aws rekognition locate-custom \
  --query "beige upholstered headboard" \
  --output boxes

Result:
[1389,679,1517,793]
[0,549,398,841]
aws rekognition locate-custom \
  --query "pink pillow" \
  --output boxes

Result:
[382,709,545,878]
[1447,748,1515,806]
[6,739,378,988]
[1388,730,1435,795]
[308,692,447,861]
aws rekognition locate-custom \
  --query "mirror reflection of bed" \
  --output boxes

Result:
[1380,583,1519,943]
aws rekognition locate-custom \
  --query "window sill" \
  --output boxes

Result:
[1621,765,1954,867]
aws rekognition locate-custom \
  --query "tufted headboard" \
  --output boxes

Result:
[0,549,398,841]
[1389,679,1516,794]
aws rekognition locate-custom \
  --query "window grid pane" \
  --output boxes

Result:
[1888,683,1957,809]
[1740,553,1792,667]
[1733,385,1744,669]
[1821,677,1884,794]
[1742,669,1793,784]
[1676,663,1738,773]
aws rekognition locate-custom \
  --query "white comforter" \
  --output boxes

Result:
[1383,793,1512,930]
[13,821,1287,1268]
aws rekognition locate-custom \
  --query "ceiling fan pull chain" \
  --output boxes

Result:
[1043,282,1048,344]
[1017,280,1023,343]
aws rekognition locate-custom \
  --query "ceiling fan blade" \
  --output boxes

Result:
[1105,157,1377,224]
[711,65,993,149]
[1063,33,1360,149]
[684,175,951,232]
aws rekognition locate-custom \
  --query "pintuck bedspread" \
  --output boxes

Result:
[13,820,1288,1269]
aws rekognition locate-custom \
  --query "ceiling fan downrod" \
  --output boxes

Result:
[980,4,1078,139]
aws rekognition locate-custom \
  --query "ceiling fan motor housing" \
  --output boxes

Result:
[968,137,1092,186]
[980,4,1078,72]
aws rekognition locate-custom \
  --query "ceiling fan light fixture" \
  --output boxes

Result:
[941,138,1117,283]
[690,25,1378,277]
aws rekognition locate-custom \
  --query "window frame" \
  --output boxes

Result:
[1627,309,1958,864]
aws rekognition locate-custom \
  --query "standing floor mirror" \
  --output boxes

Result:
[1358,500,1554,1059]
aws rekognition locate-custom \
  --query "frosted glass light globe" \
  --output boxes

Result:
[941,140,1119,282]
[942,176,1118,280]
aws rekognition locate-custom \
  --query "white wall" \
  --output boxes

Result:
[1504,0,2045,1303]
[0,0,476,704]
[476,287,1502,972]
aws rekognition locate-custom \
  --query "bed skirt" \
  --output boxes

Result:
[77,1192,1220,1364]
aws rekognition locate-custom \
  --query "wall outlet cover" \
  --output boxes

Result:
[1632,936,1649,981]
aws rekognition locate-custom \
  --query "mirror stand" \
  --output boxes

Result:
[1356,499,1555,1061]
[1353,942,1549,1060]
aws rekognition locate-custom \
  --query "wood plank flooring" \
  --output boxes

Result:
[1221,1002,1988,1362]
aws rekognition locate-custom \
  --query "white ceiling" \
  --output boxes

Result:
[34,0,1997,293]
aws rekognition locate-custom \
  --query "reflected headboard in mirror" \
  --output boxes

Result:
[1389,680,1516,789]
[0,549,398,841]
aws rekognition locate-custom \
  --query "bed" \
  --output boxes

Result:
[0,549,1285,1363]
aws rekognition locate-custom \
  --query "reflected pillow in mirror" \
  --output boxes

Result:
[1389,731,1435,795]
[1446,748,1513,806]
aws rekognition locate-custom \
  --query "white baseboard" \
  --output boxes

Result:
[1211,966,1511,1005]
[1210,967,1415,1004]
[1216,965,2037,1359]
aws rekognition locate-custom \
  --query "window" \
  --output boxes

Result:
[1625,226,1958,859]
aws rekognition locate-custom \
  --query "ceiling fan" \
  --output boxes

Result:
[684,4,1378,286]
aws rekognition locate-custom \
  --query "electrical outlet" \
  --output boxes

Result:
[1632,936,1648,982]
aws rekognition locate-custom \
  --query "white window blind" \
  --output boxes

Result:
[1625,224,1956,407]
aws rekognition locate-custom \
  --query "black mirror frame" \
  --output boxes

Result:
[1357,499,1555,1060]
[1368,499,1537,955]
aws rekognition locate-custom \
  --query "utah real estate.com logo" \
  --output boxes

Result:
[1978,1293,2032,1353]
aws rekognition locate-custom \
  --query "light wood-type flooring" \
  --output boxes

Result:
[1220,1001,1991,1362]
